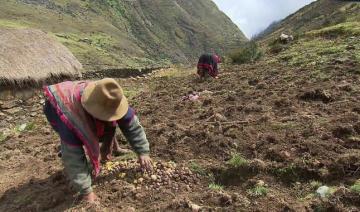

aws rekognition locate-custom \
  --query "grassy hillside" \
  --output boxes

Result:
[254,0,360,75]
[0,0,247,70]
[257,0,360,42]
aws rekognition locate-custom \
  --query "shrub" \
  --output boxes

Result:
[269,41,284,54]
[310,181,322,189]
[189,161,207,176]
[350,181,360,194]
[273,164,299,181]
[229,41,262,64]
[227,153,247,168]
[247,186,268,197]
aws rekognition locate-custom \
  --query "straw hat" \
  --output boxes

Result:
[81,78,128,121]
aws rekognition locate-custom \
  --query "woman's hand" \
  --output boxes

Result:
[138,154,153,172]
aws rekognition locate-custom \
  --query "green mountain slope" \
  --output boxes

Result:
[0,0,247,70]
[258,0,360,42]
[260,0,360,84]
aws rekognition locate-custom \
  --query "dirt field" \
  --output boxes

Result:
[0,59,359,211]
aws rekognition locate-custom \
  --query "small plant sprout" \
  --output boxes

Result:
[207,172,216,183]
[227,153,247,168]
[209,183,223,191]
[15,122,36,133]
[0,132,7,143]
[248,185,268,197]
[189,161,207,176]
[310,181,322,189]
[350,180,360,194]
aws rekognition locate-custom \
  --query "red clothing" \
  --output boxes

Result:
[197,54,219,78]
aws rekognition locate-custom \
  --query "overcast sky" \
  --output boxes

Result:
[212,0,316,38]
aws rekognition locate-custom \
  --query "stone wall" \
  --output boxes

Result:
[82,66,169,79]
[0,89,43,129]
[0,66,167,130]
[0,86,38,100]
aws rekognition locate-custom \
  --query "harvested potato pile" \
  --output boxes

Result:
[100,160,201,191]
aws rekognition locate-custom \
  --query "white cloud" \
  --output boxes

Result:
[212,0,316,38]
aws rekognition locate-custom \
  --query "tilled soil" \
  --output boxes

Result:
[0,61,359,211]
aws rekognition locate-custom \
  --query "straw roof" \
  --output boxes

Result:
[0,28,82,87]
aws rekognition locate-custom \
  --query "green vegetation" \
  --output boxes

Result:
[247,186,268,197]
[350,180,360,194]
[227,153,248,168]
[267,34,300,54]
[269,41,287,54]
[263,1,360,78]
[15,122,36,133]
[313,205,327,212]
[258,0,360,42]
[208,183,224,191]
[278,38,347,67]
[273,164,299,181]
[189,161,207,176]
[0,123,35,143]
[275,165,296,176]
[309,69,331,82]
[229,42,262,64]
[299,193,315,202]
[307,22,360,38]
[0,132,7,143]
[0,19,30,29]
[154,68,193,79]
[104,0,126,16]
[122,87,142,100]
[272,35,359,78]
[52,32,156,69]
[310,181,322,189]
[0,0,247,69]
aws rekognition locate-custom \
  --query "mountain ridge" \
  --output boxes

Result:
[256,0,360,42]
[0,0,247,70]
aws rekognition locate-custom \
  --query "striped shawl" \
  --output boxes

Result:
[44,81,102,176]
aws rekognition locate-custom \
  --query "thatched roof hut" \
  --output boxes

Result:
[0,28,82,87]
